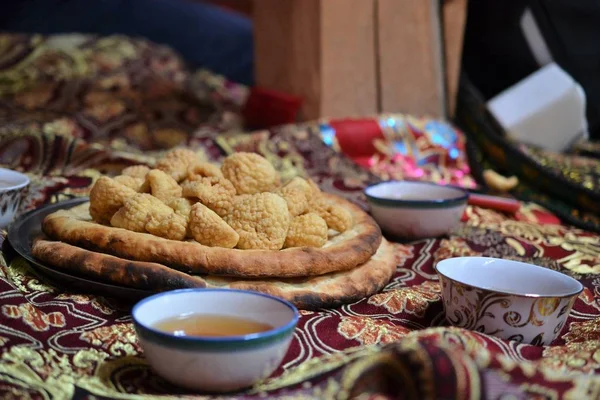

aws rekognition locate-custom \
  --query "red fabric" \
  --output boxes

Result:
[242,87,303,129]
[329,118,385,159]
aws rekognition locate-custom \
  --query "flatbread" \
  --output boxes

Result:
[32,238,396,309]
[206,238,396,309]
[32,238,207,291]
[41,194,382,278]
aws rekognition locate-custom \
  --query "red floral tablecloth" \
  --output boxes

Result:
[0,34,599,399]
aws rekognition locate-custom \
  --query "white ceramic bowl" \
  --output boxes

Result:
[0,168,30,229]
[365,181,469,240]
[132,288,298,393]
[436,257,583,345]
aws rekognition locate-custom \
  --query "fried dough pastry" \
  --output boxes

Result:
[110,193,172,232]
[181,177,235,217]
[89,176,137,224]
[284,213,328,248]
[285,177,314,201]
[310,195,353,233]
[147,169,182,203]
[307,178,322,197]
[114,175,148,193]
[84,151,358,249]
[278,177,313,217]
[189,203,239,248]
[168,197,194,219]
[156,148,199,182]
[225,192,290,250]
[121,165,150,180]
[221,152,280,194]
[110,193,186,240]
[167,197,195,237]
[145,212,187,241]
[187,162,224,180]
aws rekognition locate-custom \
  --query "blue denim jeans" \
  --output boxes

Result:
[0,0,254,85]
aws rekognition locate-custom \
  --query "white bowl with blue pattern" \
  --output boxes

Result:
[0,168,29,230]
[365,180,469,240]
[132,288,299,393]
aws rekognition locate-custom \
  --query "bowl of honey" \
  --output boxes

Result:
[132,288,299,393]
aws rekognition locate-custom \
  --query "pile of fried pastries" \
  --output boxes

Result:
[91,148,352,250]
[33,148,396,309]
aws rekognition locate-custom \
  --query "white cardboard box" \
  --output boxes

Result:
[487,63,587,152]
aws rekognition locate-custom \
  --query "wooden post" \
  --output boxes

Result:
[253,0,468,121]
[442,0,468,117]
[253,0,378,120]
[377,0,445,118]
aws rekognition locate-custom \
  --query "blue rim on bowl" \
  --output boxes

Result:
[0,168,30,191]
[132,288,300,351]
[364,180,469,208]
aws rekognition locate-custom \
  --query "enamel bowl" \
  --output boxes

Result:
[132,289,299,393]
[436,257,583,346]
[0,168,30,229]
[365,181,469,240]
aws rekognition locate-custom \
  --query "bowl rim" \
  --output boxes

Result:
[435,257,584,298]
[132,288,299,347]
[0,168,30,191]
[364,180,469,208]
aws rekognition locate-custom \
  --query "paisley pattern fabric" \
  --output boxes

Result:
[0,33,600,399]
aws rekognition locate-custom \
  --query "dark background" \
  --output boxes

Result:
[1,0,599,140]
[462,0,600,140]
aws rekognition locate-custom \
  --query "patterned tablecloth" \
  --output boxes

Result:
[0,34,600,400]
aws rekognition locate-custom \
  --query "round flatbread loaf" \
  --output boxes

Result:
[206,238,396,309]
[32,238,396,309]
[41,194,382,278]
[32,238,207,291]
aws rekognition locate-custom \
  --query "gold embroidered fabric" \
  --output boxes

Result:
[0,33,599,399]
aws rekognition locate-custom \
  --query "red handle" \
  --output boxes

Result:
[468,193,520,214]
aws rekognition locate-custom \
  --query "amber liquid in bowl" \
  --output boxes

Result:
[153,314,273,337]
